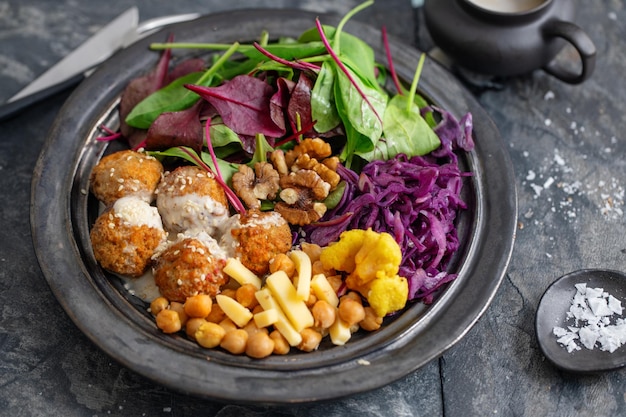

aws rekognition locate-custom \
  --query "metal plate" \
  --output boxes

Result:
[31,9,517,403]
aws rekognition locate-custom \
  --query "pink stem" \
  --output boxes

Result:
[315,18,382,123]
[382,26,403,95]
[253,42,321,72]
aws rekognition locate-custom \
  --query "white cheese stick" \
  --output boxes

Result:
[310,273,339,308]
[253,308,279,328]
[265,270,314,332]
[216,294,253,328]
[289,250,312,301]
[223,258,262,289]
[329,317,352,346]
[255,288,302,346]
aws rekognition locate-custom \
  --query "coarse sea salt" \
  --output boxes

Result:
[553,283,626,353]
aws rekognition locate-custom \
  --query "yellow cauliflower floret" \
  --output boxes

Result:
[320,229,367,273]
[353,230,402,285]
[321,228,408,317]
[366,274,409,317]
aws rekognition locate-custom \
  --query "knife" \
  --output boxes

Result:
[0,8,199,122]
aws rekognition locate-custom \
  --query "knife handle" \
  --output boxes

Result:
[0,73,85,122]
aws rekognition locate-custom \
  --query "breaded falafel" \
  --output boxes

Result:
[156,165,229,235]
[90,149,163,207]
[90,196,167,277]
[221,210,292,276]
[153,233,229,302]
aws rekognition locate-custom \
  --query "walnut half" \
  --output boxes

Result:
[274,170,330,226]
[232,162,280,210]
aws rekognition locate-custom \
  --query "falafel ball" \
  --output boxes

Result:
[221,210,292,276]
[90,149,163,207]
[153,232,229,302]
[90,196,167,277]
[156,165,229,235]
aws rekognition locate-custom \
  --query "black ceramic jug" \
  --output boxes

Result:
[423,0,596,84]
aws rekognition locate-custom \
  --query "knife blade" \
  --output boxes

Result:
[0,7,139,121]
[10,7,139,102]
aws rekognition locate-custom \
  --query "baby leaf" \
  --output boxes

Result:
[186,74,286,138]
[381,94,441,157]
[125,71,206,129]
[126,42,240,129]
[334,64,387,148]
[311,61,341,133]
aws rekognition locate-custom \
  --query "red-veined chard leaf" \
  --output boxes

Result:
[186,75,286,139]
[125,43,240,129]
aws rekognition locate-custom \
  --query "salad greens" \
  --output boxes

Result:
[101,0,476,304]
[122,0,440,170]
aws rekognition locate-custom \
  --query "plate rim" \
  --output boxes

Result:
[30,8,517,403]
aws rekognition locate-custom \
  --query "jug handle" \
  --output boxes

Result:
[542,21,596,84]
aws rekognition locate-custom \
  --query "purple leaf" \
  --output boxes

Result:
[145,101,204,153]
[186,75,286,139]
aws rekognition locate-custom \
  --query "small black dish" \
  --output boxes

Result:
[536,269,626,373]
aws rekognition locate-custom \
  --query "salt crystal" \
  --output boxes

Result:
[554,283,626,353]
[608,295,623,314]
[588,298,613,317]
[579,326,598,350]
[543,177,555,189]
[553,153,566,166]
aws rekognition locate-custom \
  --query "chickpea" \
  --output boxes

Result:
[220,288,237,299]
[338,298,365,327]
[184,294,212,318]
[245,331,275,359]
[360,306,383,331]
[242,321,267,337]
[236,284,259,309]
[305,292,318,308]
[326,275,343,293]
[269,330,290,355]
[311,300,336,329]
[195,322,226,348]
[251,304,264,315]
[169,302,188,326]
[185,317,208,340]
[205,303,226,323]
[218,318,238,334]
[220,329,248,354]
[311,260,327,276]
[156,309,182,334]
[341,291,363,304]
[298,328,322,352]
[269,253,296,277]
[150,296,169,316]
[300,242,322,263]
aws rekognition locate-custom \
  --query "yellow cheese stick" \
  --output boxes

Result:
[255,288,302,346]
[265,270,314,332]
[329,317,352,346]
[216,294,253,328]
[289,250,311,301]
[253,308,279,328]
[310,273,339,308]
[223,258,262,289]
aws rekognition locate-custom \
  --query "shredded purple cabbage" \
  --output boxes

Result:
[306,108,474,304]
